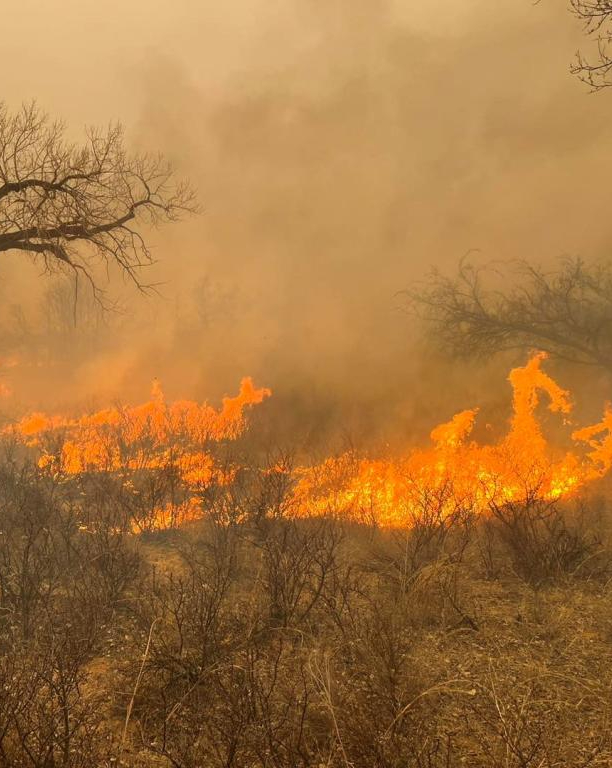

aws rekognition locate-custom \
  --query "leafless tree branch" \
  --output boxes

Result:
[408,256,612,371]
[0,102,199,296]
[570,1,612,89]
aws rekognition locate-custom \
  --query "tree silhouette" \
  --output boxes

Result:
[0,102,198,297]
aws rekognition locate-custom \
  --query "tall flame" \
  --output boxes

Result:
[5,377,271,530]
[5,354,612,531]
[290,353,609,525]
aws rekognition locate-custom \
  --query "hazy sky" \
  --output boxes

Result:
[5,1,497,123]
[2,1,612,433]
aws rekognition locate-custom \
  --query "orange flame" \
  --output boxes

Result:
[5,355,612,531]
[290,353,609,525]
[5,377,271,530]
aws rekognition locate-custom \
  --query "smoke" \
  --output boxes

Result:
[2,0,612,446]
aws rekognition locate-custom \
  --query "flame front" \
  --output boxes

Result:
[291,353,611,525]
[5,354,612,531]
[5,377,271,531]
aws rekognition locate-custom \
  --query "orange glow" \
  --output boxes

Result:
[290,354,610,526]
[0,355,18,399]
[5,355,612,531]
[5,377,271,530]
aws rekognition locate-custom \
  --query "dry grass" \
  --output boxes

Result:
[1,457,612,766]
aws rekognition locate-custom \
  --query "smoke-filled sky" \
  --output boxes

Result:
[2,1,612,443]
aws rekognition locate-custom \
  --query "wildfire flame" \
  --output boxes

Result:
[5,377,271,530]
[290,353,612,525]
[4,353,612,531]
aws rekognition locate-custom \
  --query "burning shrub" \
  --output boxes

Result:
[7,354,612,539]
[5,377,271,532]
[2,356,612,764]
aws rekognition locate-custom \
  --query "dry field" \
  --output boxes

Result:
[1,453,612,767]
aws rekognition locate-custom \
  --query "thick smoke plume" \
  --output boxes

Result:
[2,0,612,446]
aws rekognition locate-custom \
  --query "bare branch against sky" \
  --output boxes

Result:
[0,102,198,299]
[572,1,612,89]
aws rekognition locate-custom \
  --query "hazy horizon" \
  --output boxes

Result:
[2,1,612,443]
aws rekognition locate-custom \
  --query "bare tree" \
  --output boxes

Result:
[0,102,198,296]
[570,1,612,89]
[410,257,612,371]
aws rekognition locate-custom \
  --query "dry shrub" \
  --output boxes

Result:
[2,447,612,766]
[485,494,610,585]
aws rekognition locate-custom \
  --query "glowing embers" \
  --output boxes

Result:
[291,353,612,526]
